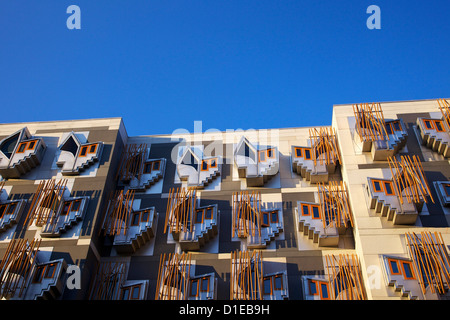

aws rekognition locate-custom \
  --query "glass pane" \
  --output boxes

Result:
[263,213,269,225]
[302,205,309,216]
[274,276,282,290]
[205,208,213,219]
[132,213,140,225]
[309,281,317,295]
[384,182,393,195]
[263,278,271,295]
[141,210,149,222]
[153,161,160,171]
[304,149,311,159]
[295,148,302,157]
[320,283,329,299]
[202,161,208,170]
[190,280,198,296]
[271,211,278,223]
[121,288,130,300]
[373,181,382,191]
[259,151,266,162]
[196,210,203,223]
[201,277,209,292]
[389,260,400,274]
[131,286,140,299]
[45,264,56,278]
[312,206,320,219]
[402,262,413,278]
[70,200,81,212]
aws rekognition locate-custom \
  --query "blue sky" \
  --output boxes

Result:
[0,1,449,136]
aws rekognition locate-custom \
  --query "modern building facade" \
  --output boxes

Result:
[0,98,449,300]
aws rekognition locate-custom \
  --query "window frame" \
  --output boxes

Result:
[258,150,267,163]
[387,258,402,275]
[190,279,199,297]
[200,276,210,293]
[79,146,88,157]
[401,261,415,280]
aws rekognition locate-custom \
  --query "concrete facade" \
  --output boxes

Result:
[1,98,450,300]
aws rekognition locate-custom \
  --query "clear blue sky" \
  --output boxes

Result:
[0,1,449,136]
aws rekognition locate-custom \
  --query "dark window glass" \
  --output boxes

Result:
[309,281,317,295]
[321,283,329,299]
[296,148,302,157]
[302,205,309,216]
[131,286,140,299]
[190,280,198,296]
[312,206,320,219]
[263,278,271,295]
[304,149,311,159]
[390,260,400,274]
[274,276,282,290]
[373,181,382,191]
[201,277,209,292]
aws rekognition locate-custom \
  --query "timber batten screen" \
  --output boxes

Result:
[100,189,135,236]
[230,250,263,300]
[88,260,128,300]
[0,238,41,299]
[155,252,192,300]
[309,127,342,167]
[164,187,197,234]
[116,143,148,182]
[324,253,367,300]
[438,98,450,129]
[318,181,353,229]
[406,231,450,295]
[387,155,434,206]
[232,191,262,239]
[353,102,389,142]
[24,179,68,231]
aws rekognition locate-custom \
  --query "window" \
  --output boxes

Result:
[70,200,81,212]
[294,147,312,160]
[33,263,57,283]
[0,204,7,218]
[270,211,278,224]
[312,206,321,219]
[121,288,130,300]
[274,275,283,290]
[144,163,152,174]
[304,149,312,160]
[301,204,309,216]
[401,261,415,279]
[79,146,88,157]
[424,119,434,129]
[434,120,445,132]
[393,121,402,131]
[309,280,329,300]
[383,181,394,195]
[61,202,71,216]
[196,209,204,223]
[190,279,199,297]
[32,266,45,283]
[261,212,270,227]
[201,277,209,292]
[44,263,56,279]
[259,150,266,162]
[444,183,450,197]
[423,119,446,132]
[267,149,275,159]
[141,210,149,223]
[131,286,140,299]
[200,158,218,171]
[131,213,140,226]
[120,285,141,300]
[387,258,415,280]
[263,277,272,295]
[371,179,395,196]
[88,144,97,154]
[152,160,161,171]
[301,203,321,219]
[388,258,401,275]
[205,208,213,220]
[27,140,36,150]
[372,180,382,192]
[17,142,27,153]
[6,202,16,215]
